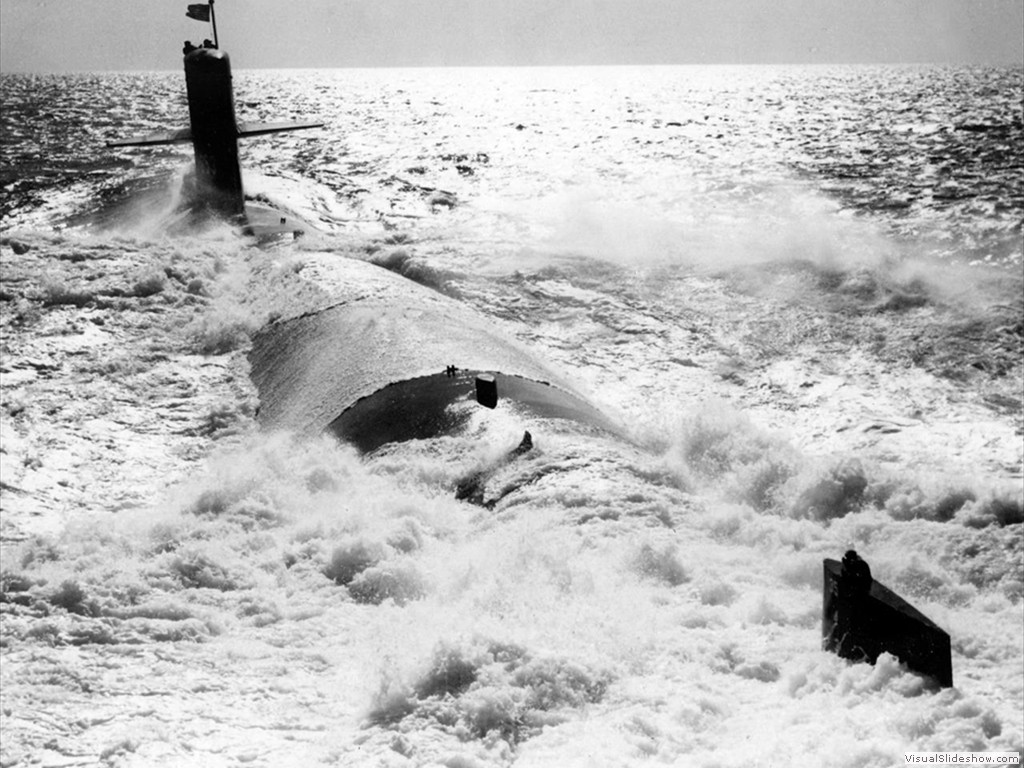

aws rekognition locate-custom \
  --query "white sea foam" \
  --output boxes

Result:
[0,64,1021,766]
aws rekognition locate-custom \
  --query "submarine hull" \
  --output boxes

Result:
[248,259,624,450]
[329,369,618,454]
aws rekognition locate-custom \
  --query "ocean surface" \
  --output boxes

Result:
[2,65,1023,263]
[0,65,1022,767]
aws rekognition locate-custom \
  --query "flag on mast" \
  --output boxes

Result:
[186,4,211,22]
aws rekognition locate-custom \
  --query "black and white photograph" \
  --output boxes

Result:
[1,1,1022,765]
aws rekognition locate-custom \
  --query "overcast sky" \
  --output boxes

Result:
[1,0,1022,72]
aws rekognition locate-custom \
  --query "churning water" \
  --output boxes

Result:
[0,65,1021,767]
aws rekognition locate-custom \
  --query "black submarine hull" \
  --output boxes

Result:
[329,369,621,454]
[248,259,625,451]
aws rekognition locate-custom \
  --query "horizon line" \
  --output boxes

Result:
[4,59,1023,76]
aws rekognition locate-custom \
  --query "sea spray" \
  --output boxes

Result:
[2,64,1022,766]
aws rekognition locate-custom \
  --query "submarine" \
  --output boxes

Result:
[247,256,635,509]
[105,6,958,671]
[103,3,628,464]
[107,0,322,238]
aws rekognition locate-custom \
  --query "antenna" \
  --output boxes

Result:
[210,0,219,49]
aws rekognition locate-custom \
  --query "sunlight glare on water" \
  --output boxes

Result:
[0,64,1021,767]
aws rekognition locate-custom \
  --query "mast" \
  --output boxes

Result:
[210,0,219,49]
[185,2,218,48]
